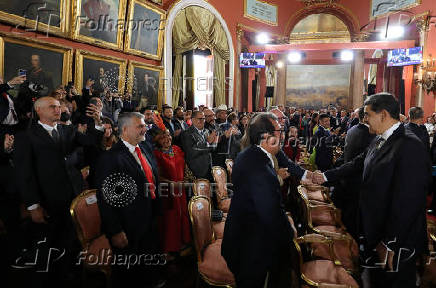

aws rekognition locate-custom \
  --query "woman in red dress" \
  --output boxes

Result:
[153,129,191,257]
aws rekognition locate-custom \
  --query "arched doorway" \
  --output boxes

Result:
[164,0,234,107]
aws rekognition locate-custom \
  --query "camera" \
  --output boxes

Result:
[28,83,44,92]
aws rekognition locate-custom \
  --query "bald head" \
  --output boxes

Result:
[35,97,61,126]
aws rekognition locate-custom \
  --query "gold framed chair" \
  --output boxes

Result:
[193,179,225,239]
[70,189,111,286]
[298,185,332,204]
[211,166,231,213]
[225,159,233,181]
[294,237,359,288]
[193,178,212,198]
[188,196,235,287]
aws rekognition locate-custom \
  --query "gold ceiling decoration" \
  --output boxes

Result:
[301,0,340,6]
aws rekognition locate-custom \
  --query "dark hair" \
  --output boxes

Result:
[319,113,330,121]
[248,113,278,145]
[358,107,365,121]
[101,117,114,126]
[364,93,400,120]
[408,107,424,120]
[310,112,319,126]
[174,106,183,114]
[162,105,172,113]
[192,110,203,119]
[227,112,238,123]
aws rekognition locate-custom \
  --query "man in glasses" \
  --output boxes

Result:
[180,110,217,180]
[222,113,296,288]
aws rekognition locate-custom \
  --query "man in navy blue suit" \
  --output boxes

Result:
[222,113,295,288]
[96,112,160,288]
[314,93,430,288]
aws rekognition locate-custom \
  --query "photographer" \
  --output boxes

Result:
[102,89,123,123]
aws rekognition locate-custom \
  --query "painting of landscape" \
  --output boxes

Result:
[286,65,351,109]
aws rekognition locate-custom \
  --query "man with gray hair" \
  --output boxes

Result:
[405,106,430,151]
[96,112,160,287]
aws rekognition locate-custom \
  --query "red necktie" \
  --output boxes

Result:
[134,146,156,199]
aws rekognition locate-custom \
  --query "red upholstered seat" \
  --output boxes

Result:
[301,260,358,287]
[193,179,212,198]
[188,196,235,287]
[212,220,225,239]
[84,235,112,267]
[218,198,231,213]
[198,239,235,286]
[70,190,112,282]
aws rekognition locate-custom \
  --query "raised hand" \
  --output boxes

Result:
[8,75,26,86]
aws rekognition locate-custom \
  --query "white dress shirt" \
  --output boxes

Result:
[2,93,18,125]
[38,120,58,137]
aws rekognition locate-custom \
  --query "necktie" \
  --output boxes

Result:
[51,128,59,143]
[134,147,156,199]
[376,137,386,150]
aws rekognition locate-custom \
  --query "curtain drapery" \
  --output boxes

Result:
[172,6,229,107]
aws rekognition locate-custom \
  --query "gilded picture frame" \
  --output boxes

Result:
[75,49,127,95]
[127,60,164,109]
[0,35,73,97]
[124,0,166,60]
[71,0,127,50]
[0,0,70,37]
[370,0,422,19]
[243,0,278,26]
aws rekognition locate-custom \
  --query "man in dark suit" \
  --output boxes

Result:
[314,113,339,171]
[333,107,375,239]
[329,106,340,130]
[347,108,360,131]
[222,113,295,288]
[13,96,103,286]
[180,111,217,180]
[314,93,430,288]
[338,109,349,135]
[161,105,181,145]
[96,112,160,288]
[405,106,430,152]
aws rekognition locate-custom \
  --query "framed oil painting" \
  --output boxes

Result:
[0,0,70,36]
[75,50,127,95]
[286,64,351,109]
[127,61,163,109]
[124,0,165,60]
[71,0,127,50]
[0,36,73,97]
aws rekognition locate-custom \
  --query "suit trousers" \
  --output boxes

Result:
[369,254,417,288]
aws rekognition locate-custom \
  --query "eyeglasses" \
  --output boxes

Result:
[195,118,206,121]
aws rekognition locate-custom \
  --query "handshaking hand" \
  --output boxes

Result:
[312,170,326,184]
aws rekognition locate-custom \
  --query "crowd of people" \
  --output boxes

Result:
[0,72,435,288]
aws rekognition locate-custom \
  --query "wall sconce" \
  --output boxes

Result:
[415,71,436,94]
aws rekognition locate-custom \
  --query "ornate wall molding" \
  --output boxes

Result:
[284,3,360,42]
[164,0,234,107]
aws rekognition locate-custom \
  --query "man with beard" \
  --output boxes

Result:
[161,105,181,145]
[174,106,188,131]
[27,54,53,95]
[204,108,218,133]
[215,104,228,125]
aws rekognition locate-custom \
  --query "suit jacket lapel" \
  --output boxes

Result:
[363,125,403,181]
[118,141,144,179]
[34,123,57,146]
